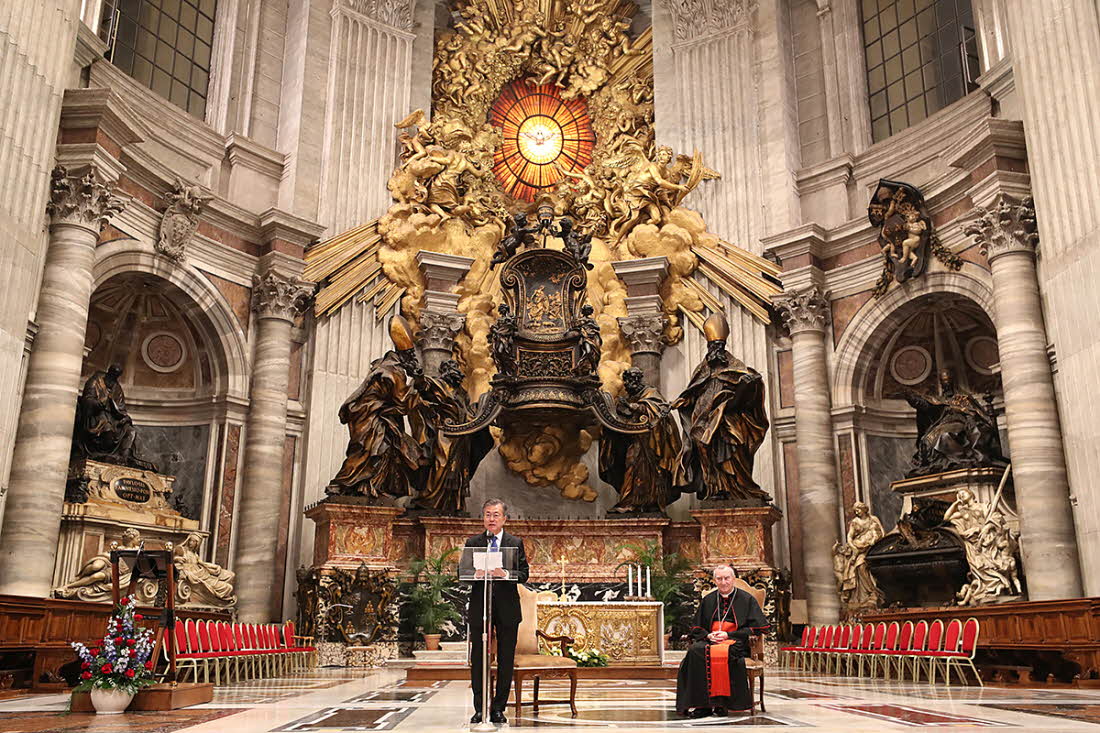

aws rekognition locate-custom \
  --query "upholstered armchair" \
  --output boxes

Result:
[491,584,579,717]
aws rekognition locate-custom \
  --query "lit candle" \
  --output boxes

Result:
[646,566,652,598]
[628,564,633,595]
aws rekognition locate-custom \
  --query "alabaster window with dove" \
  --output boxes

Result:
[490,79,596,202]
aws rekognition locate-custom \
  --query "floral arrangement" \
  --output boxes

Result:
[71,596,157,695]
[549,644,610,668]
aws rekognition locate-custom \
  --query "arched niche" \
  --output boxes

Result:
[81,249,250,527]
[830,270,1002,529]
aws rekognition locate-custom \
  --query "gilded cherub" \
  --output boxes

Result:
[491,212,539,268]
[607,146,689,242]
[885,196,926,270]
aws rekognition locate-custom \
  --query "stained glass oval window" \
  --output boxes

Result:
[489,79,596,202]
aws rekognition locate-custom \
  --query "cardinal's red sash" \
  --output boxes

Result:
[705,620,739,697]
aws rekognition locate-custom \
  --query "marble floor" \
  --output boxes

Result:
[2,669,1100,732]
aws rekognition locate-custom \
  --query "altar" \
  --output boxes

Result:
[536,600,664,666]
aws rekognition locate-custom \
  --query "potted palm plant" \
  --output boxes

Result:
[616,540,693,647]
[70,596,156,714]
[404,546,462,651]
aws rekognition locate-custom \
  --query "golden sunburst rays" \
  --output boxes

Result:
[303,219,389,318]
[688,240,783,325]
[490,79,596,202]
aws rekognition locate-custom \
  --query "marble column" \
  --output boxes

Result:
[0,166,124,598]
[1002,0,1100,595]
[418,312,465,376]
[612,257,670,391]
[235,262,313,622]
[964,196,1083,599]
[618,315,669,392]
[415,251,473,376]
[774,286,841,624]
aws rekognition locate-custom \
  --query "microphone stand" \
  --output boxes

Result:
[472,562,496,732]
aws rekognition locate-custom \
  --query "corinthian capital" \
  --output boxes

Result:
[335,0,413,30]
[417,311,466,352]
[774,286,830,335]
[963,195,1039,263]
[664,0,757,42]
[251,268,315,322]
[618,314,669,356]
[46,166,124,231]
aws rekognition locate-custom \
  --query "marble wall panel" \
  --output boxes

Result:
[135,423,211,521]
[865,434,911,532]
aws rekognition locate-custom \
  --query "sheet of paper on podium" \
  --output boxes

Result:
[473,552,503,571]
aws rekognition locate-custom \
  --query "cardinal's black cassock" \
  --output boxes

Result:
[676,588,769,715]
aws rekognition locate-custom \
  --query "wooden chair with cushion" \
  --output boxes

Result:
[492,584,579,717]
[703,578,768,714]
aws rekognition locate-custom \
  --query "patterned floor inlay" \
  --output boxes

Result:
[980,704,1100,725]
[819,703,1008,726]
[9,669,1100,731]
[0,708,240,733]
[511,707,801,727]
[765,688,851,700]
[272,706,416,731]
[344,690,437,703]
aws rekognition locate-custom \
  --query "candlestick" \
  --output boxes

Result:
[635,564,641,597]
[646,566,651,598]
[627,564,633,596]
[559,555,567,601]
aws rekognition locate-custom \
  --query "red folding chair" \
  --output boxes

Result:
[840,623,862,676]
[781,626,811,670]
[857,622,886,678]
[904,620,929,681]
[915,619,946,684]
[929,619,963,685]
[939,618,982,686]
[886,621,913,680]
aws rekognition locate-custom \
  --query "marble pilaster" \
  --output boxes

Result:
[611,256,668,315]
[416,251,474,313]
[235,260,314,622]
[964,195,1083,599]
[0,166,125,598]
[774,285,840,624]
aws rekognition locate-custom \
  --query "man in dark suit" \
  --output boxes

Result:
[466,498,529,725]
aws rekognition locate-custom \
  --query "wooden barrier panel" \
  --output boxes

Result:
[0,595,229,691]
[862,597,1100,685]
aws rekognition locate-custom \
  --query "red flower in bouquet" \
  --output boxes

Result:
[119,597,130,605]
[124,669,135,678]
[100,663,113,674]
[81,661,90,670]
[81,671,92,680]
[134,614,143,620]
[114,636,124,644]
[145,661,154,671]
[127,639,136,647]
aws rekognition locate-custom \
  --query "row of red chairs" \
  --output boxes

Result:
[171,619,316,684]
[779,618,982,686]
